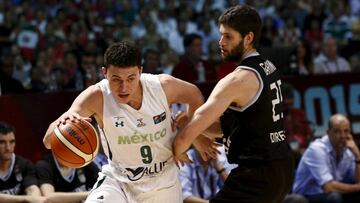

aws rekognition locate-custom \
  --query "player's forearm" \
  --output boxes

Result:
[203,120,223,138]
[184,195,209,203]
[45,191,89,203]
[173,129,193,156]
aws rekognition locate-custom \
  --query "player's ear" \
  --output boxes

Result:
[244,32,254,46]
[102,67,107,78]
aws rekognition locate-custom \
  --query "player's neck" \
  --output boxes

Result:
[241,47,257,61]
[127,82,143,110]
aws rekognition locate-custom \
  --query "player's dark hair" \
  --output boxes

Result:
[0,121,15,135]
[104,41,142,69]
[218,5,262,47]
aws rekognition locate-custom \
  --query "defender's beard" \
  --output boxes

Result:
[223,40,245,63]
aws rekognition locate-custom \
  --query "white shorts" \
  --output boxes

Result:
[85,172,182,203]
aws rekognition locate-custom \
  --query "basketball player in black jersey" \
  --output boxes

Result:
[174,5,294,203]
[35,153,99,203]
[0,121,45,201]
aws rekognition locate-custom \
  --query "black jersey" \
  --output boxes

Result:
[220,54,291,166]
[35,154,99,192]
[0,155,38,195]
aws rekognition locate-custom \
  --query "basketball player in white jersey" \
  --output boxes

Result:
[42,41,206,203]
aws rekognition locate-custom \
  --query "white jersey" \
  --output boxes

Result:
[97,74,178,193]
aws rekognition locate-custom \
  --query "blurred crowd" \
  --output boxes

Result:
[0,0,360,95]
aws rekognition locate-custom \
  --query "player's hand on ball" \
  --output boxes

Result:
[193,135,221,161]
[57,112,92,125]
[174,152,193,168]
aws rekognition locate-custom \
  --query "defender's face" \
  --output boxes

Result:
[0,132,16,161]
[105,66,142,104]
[219,24,244,62]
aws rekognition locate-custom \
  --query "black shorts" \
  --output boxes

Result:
[210,157,294,203]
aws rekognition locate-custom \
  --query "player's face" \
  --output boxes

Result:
[0,132,16,161]
[105,65,142,104]
[327,118,350,151]
[219,24,244,62]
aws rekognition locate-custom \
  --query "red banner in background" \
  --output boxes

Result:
[283,73,360,138]
[0,73,359,162]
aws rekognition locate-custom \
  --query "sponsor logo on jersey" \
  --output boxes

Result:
[125,160,167,181]
[269,130,286,143]
[153,112,166,124]
[0,183,21,195]
[136,118,146,127]
[113,116,125,127]
[118,128,166,144]
[260,60,276,75]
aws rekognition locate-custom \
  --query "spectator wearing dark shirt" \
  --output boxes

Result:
[0,54,25,95]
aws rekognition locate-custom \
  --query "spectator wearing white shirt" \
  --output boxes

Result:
[314,36,351,74]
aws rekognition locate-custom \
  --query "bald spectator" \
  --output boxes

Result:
[293,114,360,203]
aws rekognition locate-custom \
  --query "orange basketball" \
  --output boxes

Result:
[50,118,99,168]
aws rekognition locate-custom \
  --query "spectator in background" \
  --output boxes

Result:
[180,147,236,203]
[286,38,315,75]
[142,48,163,74]
[216,61,237,80]
[0,54,25,95]
[282,83,312,166]
[80,52,96,88]
[314,36,351,74]
[278,17,301,47]
[0,121,41,197]
[35,153,99,203]
[172,33,217,84]
[304,18,324,55]
[322,2,352,45]
[293,114,360,203]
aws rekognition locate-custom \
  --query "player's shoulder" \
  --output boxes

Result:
[15,155,34,167]
[77,83,103,103]
[157,73,174,83]
[220,67,256,85]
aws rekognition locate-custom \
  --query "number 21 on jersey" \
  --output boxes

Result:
[270,80,283,122]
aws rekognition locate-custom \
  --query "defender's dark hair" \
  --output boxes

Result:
[218,5,262,47]
[0,121,15,135]
[104,41,142,68]
[183,33,202,48]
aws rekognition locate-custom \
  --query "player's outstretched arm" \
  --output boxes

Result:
[173,69,260,157]
[43,85,103,149]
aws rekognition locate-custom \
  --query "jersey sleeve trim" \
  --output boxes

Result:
[228,66,264,112]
